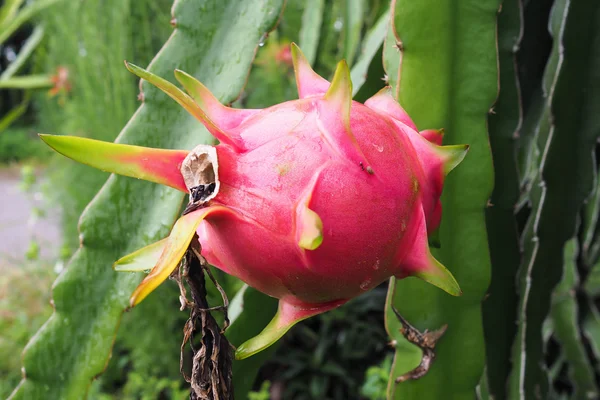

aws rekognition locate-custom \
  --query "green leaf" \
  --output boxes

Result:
[0,93,30,133]
[0,74,52,90]
[0,26,45,81]
[383,0,499,398]
[0,0,25,28]
[9,0,284,398]
[481,0,523,398]
[0,0,62,46]
[298,0,325,65]
[350,7,389,97]
[315,0,343,73]
[341,0,365,66]
[508,1,600,397]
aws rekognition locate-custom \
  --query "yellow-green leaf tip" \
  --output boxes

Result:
[325,60,352,101]
[441,144,469,175]
[413,255,462,296]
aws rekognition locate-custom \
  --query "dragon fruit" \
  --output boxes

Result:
[40,44,468,359]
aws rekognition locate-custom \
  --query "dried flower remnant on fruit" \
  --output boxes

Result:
[181,145,219,209]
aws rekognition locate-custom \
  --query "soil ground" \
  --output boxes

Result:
[0,166,62,269]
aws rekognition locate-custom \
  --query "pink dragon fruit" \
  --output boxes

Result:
[40,44,467,359]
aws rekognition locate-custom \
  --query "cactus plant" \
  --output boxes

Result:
[383,0,498,398]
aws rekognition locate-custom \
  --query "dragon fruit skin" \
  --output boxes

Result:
[39,44,467,358]
[202,99,432,304]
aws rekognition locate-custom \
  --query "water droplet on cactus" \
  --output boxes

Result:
[258,33,267,47]
[54,260,65,274]
[333,19,343,31]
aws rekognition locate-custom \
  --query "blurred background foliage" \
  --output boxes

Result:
[2,0,599,399]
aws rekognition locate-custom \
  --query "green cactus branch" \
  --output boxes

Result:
[482,0,523,398]
[550,239,598,399]
[509,0,600,397]
[8,1,284,398]
[350,7,389,97]
[0,25,45,81]
[582,175,600,265]
[516,0,553,203]
[583,303,600,376]
[341,0,364,66]
[0,74,53,89]
[298,0,325,65]
[383,0,499,398]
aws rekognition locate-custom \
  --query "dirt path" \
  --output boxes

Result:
[0,166,62,268]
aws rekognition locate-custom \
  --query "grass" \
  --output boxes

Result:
[0,260,56,398]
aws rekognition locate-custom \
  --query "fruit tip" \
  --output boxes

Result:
[338,59,349,71]
[447,283,462,297]
[124,61,142,75]
[38,133,58,148]
[129,294,140,308]
[173,69,188,84]
[290,42,303,64]
[325,60,352,101]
